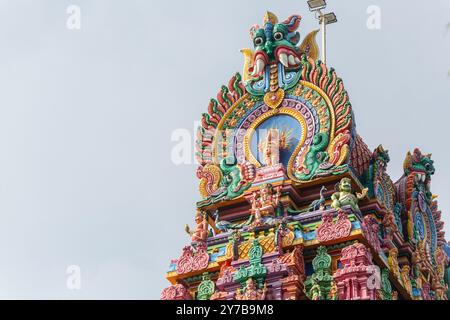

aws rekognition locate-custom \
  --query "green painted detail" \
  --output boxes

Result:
[197,156,253,208]
[197,272,215,300]
[304,246,334,300]
[331,177,366,212]
[294,132,329,181]
[234,239,267,288]
[404,149,435,203]
[381,268,393,300]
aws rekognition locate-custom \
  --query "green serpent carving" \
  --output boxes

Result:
[197,156,255,207]
[295,132,329,180]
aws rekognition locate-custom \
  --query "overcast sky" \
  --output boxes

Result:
[0,0,448,299]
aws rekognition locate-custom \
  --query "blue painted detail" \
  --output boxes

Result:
[294,229,303,240]
[209,254,218,262]
[414,211,425,240]
[278,63,285,88]
[278,64,301,90]
[352,221,361,230]
[250,79,266,95]
[425,205,437,255]
[168,262,177,272]
[233,96,320,160]
[444,242,450,258]
[264,66,270,92]
[250,114,303,168]
[304,231,316,241]
[209,246,227,262]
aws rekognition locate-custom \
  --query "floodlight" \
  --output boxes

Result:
[323,12,337,25]
[307,0,327,12]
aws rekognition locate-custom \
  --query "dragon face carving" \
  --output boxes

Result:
[249,12,302,76]
[241,12,319,88]
[404,148,435,181]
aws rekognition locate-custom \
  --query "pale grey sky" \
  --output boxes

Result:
[0,0,448,299]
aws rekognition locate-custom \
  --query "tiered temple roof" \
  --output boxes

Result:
[161,12,449,301]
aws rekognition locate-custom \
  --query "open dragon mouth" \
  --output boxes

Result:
[250,46,302,76]
[274,46,302,68]
[250,52,269,76]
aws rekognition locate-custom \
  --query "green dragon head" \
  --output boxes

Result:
[249,12,302,76]
[373,145,390,166]
[403,148,435,179]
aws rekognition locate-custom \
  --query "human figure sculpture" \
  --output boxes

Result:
[235,278,267,300]
[249,184,281,226]
[331,178,368,212]
[259,128,280,166]
[328,281,338,300]
[184,211,209,243]
[308,278,322,300]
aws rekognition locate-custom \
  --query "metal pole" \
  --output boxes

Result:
[321,14,326,64]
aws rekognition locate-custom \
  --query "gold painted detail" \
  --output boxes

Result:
[198,164,223,198]
[263,88,285,109]
[237,231,276,259]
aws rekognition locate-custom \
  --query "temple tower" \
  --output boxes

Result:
[161,11,449,301]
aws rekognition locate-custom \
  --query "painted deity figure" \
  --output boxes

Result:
[259,128,280,166]
[400,265,413,294]
[331,178,368,212]
[235,278,268,300]
[388,247,401,281]
[184,211,209,243]
[249,184,281,226]
[308,278,322,300]
[328,281,338,300]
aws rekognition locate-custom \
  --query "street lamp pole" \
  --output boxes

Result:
[320,12,327,64]
[307,1,336,65]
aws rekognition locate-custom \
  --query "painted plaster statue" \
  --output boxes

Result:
[331,178,368,212]
[401,265,413,294]
[241,12,318,84]
[275,217,296,247]
[328,281,338,300]
[249,183,281,226]
[235,278,268,300]
[388,247,401,281]
[403,148,435,203]
[307,278,322,300]
[259,128,280,166]
[184,211,209,243]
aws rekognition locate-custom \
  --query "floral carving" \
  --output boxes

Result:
[160,283,192,300]
[176,242,209,275]
[316,209,352,243]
